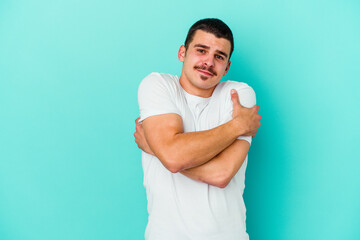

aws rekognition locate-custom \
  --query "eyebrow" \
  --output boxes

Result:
[193,44,229,59]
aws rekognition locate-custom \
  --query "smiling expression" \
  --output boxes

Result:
[178,30,232,98]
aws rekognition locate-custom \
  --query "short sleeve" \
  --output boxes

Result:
[222,82,256,145]
[138,73,181,123]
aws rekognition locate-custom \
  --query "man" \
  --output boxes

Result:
[134,18,261,240]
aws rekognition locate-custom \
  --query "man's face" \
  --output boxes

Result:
[178,30,232,97]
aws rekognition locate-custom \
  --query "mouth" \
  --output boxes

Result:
[196,69,214,77]
[194,65,217,78]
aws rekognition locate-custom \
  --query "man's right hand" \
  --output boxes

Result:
[230,89,261,137]
[134,117,155,155]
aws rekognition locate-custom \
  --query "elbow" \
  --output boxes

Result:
[164,160,184,173]
[168,167,181,173]
[215,177,231,188]
[203,176,230,188]
[156,139,193,173]
[158,152,184,173]
[166,162,181,173]
[212,170,232,188]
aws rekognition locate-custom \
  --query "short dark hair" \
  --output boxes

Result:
[184,18,234,59]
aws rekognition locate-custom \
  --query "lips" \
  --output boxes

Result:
[194,65,217,77]
[197,69,214,76]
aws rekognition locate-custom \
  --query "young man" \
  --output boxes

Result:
[134,18,261,240]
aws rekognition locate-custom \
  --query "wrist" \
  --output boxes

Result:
[228,119,245,138]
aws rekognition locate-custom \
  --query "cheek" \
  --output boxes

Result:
[218,63,229,72]
[188,53,202,63]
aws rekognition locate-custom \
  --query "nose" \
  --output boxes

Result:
[203,55,215,68]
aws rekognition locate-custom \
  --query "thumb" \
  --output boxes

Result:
[231,89,243,108]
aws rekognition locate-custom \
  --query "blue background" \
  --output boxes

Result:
[1,0,359,239]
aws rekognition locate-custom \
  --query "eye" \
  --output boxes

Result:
[197,49,205,53]
[215,55,224,60]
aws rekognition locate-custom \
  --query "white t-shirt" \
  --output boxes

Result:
[138,72,256,240]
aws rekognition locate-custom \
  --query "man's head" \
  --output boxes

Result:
[178,18,234,97]
[184,18,234,59]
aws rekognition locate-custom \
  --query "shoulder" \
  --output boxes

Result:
[218,80,256,108]
[138,73,182,122]
[139,72,181,98]
[220,80,254,93]
[140,72,178,88]
[138,72,182,103]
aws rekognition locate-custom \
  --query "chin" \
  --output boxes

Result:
[196,81,218,90]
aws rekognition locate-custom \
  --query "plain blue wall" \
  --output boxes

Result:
[1,0,359,239]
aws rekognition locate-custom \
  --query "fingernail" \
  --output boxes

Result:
[231,89,236,94]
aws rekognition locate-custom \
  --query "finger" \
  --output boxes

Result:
[138,126,145,137]
[230,89,241,107]
[231,89,246,109]
[134,133,139,143]
[135,117,140,124]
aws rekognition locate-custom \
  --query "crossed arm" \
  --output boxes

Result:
[180,139,250,188]
[135,90,261,188]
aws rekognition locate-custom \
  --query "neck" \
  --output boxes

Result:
[179,74,216,98]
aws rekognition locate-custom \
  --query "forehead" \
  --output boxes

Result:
[189,30,231,56]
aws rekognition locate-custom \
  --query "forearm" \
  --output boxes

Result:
[155,119,242,172]
[180,140,250,188]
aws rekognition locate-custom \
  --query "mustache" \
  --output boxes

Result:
[194,65,217,76]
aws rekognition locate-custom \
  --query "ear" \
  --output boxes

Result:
[178,45,186,62]
[223,60,231,76]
